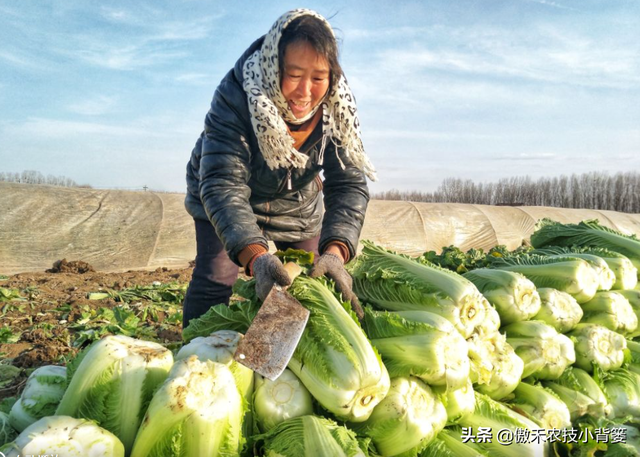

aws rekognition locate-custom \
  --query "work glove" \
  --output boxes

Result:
[310,253,364,321]
[253,253,292,301]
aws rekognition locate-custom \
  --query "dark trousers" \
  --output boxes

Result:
[182,218,320,327]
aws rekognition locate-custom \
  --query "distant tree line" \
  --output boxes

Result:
[373,171,640,213]
[0,170,90,188]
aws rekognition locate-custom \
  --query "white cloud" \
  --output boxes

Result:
[0,4,22,18]
[345,22,639,135]
[0,116,199,192]
[67,95,118,116]
[100,7,131,23]
[349,64,562,117]
[3,5,221,72]
[521,0,578,11]
[65,15,217,70]
[72,44,187,71]
[175,73,212,85]
[345,25,430,40]
[365,129,496,141]
[97,6,218,41]
[3,117,150,139]
[376,45,638,90]
[496,152,559,161]
[0,50,39,68]
[148,19,214,42]
[1,110,203,142]
[348,23,640,91]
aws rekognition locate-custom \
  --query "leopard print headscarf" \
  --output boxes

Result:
[242,9,377,181]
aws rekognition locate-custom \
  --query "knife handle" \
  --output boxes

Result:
[283,261,303,281]
[272,262,303,293]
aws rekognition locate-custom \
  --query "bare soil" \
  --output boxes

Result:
[0,260,194,400]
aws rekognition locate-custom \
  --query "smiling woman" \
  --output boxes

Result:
[281,41,330,119]
[182,9,377,329]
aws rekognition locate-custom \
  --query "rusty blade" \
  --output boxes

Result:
[234,285,310,381]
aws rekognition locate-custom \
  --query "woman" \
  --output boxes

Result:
[183,9,376,328]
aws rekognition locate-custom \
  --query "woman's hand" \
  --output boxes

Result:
[253,254,292,301]
[310,253,364,321]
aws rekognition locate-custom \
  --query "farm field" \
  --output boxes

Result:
[0,260,193,401]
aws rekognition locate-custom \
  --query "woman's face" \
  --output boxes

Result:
[281,41,330,119]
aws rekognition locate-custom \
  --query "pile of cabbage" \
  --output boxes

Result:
[2,217,640,457]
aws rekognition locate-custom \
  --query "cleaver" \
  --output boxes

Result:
[234,262,309,380]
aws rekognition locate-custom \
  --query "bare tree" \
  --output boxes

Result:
[373,171,640,213]
[0,170,85,188]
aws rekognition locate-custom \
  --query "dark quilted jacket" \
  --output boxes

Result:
[185,37,369,265]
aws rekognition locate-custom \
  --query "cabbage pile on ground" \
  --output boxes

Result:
[2,218,640,456]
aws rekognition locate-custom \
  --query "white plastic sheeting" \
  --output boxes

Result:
[0,183,193,274]
[1,182,639,274]
[361,201,640,256]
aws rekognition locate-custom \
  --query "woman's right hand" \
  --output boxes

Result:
[252,254,292,301]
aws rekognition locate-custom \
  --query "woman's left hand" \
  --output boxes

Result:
[310,253,364,321]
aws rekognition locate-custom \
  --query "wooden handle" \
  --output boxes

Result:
[283,262,303,282]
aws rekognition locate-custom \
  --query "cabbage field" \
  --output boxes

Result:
[2,218,640,456]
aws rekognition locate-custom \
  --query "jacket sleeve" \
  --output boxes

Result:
[198,77,268,265]
[319,144,370,260]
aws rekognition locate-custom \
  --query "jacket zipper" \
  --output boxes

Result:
[276,137,323,194]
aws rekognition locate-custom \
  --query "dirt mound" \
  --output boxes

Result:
[46,258,95,274]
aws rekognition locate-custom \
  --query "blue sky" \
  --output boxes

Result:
[1,0,638,193]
